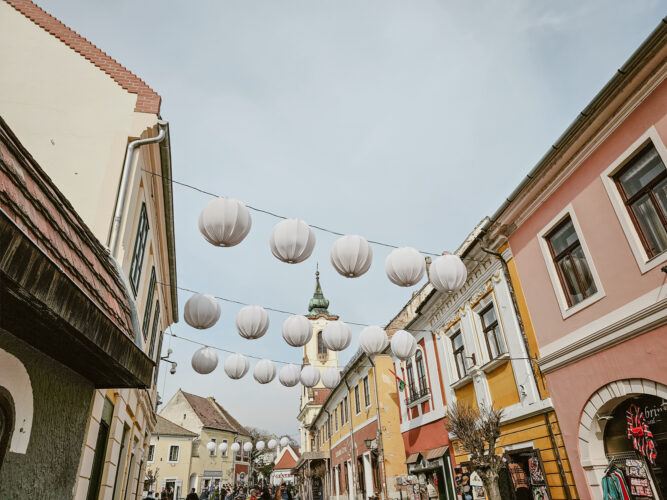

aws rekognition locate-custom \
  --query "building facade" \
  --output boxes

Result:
[157,390,252,492]
[489,20,667,500]
[271,445,300,486]
[0,1,178,497]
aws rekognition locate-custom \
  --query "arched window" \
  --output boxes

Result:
[415,350,428,394]
[405,359,416,396]
[317,331,327,356]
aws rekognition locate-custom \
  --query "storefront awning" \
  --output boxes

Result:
[405,453,420,464]
[424,446,449,460]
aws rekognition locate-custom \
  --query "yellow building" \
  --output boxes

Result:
[0,1,178,499]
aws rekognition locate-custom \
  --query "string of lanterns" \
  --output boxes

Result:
[206,436,291,456]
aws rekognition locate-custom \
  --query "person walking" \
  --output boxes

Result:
[186,488,200,500]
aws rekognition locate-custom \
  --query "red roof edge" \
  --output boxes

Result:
[6,0,161,115]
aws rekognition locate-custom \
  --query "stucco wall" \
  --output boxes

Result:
[0,329,94,498]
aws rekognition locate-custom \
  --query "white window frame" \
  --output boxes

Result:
[600,126,667,274]
[168,444,180,463]
[472,293,508,364]
[222,439,228,457]
[445,323,471,384]
[537,204,605,319]
[363,376,371,409]
[147,444,155,463]
[210,437,217,456]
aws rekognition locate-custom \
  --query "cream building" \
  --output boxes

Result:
[158,390,252,492]
[0,1,177,498]
[297,271,340,452]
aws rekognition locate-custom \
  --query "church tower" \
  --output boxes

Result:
[297,269,340,452]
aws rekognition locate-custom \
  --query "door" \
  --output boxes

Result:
[0,391,13,471]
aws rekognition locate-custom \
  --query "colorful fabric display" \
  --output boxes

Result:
[626,403,658,465]
[611,471,631,500]
[529,457,545,484]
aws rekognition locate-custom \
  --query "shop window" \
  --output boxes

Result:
[451,330,467,379]
[546,216,597,307]
[480,304,505,360]
[129,203,149,295]
[613,142,667,258]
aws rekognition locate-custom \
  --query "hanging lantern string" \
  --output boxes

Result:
[160,281,433,334]
[142,169,484,262]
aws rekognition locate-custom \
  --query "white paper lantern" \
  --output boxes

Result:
[330,235,373,278]
[267,439,277,450]
[359,326,389,356]
[282,315,313,347]
[321,367,341,389]
[256,441,266,451]
[184,293,221,330]
[269,219,316,264]
[191,347,219,374]
[206,441,217,453]
[300,365,320,387]
[429,254,467,294]
[224,353,249,379]
[243,442,253,452]
[230,442,240,453]
[253,359,276,384]
[236,305,270,340]
[322,321,351,351]
[280,437,290,448]
[198,197,252,247]
[390,330,418,361]
[385,247,425,287]
[279,364,301,387]
[219,442,228,453]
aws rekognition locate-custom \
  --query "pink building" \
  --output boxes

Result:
[488,21,667,500]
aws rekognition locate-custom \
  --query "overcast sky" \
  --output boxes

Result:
[39,0,665,437]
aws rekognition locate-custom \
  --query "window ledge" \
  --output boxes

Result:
[561,290,605,319]
[481,353,511,373]
[406,393,431,409]
[450,374,473,390]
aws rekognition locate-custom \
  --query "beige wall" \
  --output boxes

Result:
[148,435,194,496]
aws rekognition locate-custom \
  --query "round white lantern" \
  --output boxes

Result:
[359,326,389,356]
[385,247,425,287]
[253,359,276,384]
[330,235,373,278]
[230,442,240,453]
[224,353,249,379]
[219,442,228,453]
[300,365,320,387]
[321,367,341,389]
[390,330,418,361]
[282,315,313,347]
[322,321,351,351]
[206,441,217,453]
[279,364,301,387]
[256,441,266,451]
[269,219,316,264]
[198,197,252,247]
[191,347,219,374]
[243,442,253,452]
[236,305,270,340]
[184,293,221,330]
[267,439,277,450]
[429,254,467,294]
[280,437,290,448]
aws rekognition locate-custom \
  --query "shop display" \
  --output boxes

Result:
[627,404,658,466]
[604,457,656,499]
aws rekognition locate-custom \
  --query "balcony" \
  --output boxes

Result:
[406,386,431,408]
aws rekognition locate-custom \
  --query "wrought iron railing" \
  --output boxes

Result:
[406,386,430,406]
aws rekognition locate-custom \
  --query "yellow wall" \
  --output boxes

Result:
[486,361,520,409]
[454,381,477,409]
[148,435,193,494]
[189,428,239,484]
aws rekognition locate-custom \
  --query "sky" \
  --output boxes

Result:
[38,0,665,438]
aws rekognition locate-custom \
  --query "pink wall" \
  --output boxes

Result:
[509,80,667,347]
[545,325,667,500]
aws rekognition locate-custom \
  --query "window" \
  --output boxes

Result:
[147,444,155,462]
[129,203,149,295]
[405,359,416,396]
[451,330,467,379]
[334,408,339,431]
[546,217,597,307]
[415,350,427,392]
[142,267,156,341]
[354,385,361,414]
[363,376,371,408]
[222,439,228,457]
[343,396,349,423]
[168,445,179,462]
[210,437,217,456]
[613,143,667,258]
[148,302,160,358]
[317,331,327,356]
[86,398,114,500]
[153,332,164,384]
[480,304,505,360]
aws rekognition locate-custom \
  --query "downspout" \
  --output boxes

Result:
[368,356,389,500]
[108,121,168,258]
[324,409,334,499]
[344,377,358,500]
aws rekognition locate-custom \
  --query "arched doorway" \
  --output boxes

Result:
[579,378,667,499]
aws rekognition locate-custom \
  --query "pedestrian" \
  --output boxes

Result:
[249,489,258,500]
[160,488,168,500]
[276,484,292,500]
[260,487,272,500]
[145,492,156,500]
[186,488,200,500]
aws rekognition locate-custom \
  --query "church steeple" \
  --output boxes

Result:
[307,267,330,316]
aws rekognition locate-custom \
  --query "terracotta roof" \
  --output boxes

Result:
[155,415,197,437]
[182,391,249,435]
[308,388,331,406]
[4,0,161,114]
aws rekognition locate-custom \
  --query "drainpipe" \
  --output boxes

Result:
[324,409,334,499]
[344,377,358,500]
[368,356,389,500]
[109,121,168,258]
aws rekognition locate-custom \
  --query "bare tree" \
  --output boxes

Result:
[144,466,159,493]
[446,402,504,500]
